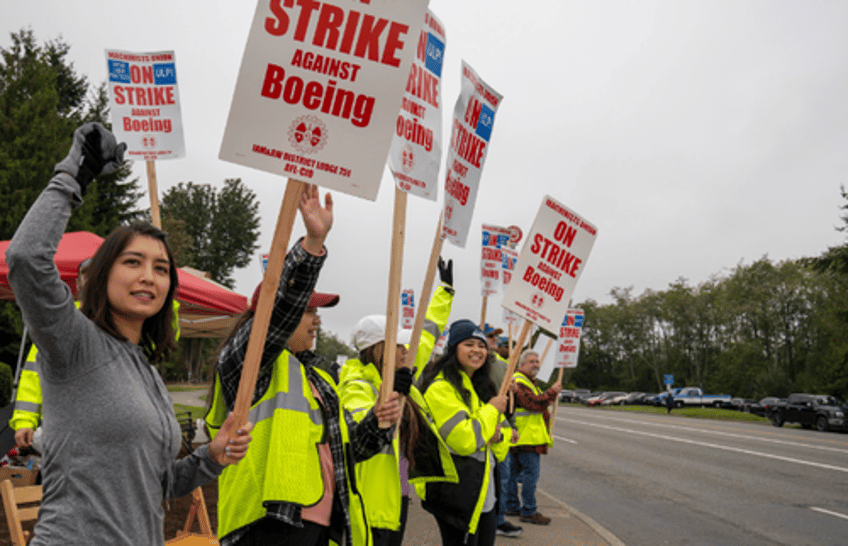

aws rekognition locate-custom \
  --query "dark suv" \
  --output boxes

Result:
[767,394,847,432]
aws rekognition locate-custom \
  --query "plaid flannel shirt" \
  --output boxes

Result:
[216,240,392,546]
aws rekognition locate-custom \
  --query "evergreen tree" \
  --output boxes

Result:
[0,29,142,369]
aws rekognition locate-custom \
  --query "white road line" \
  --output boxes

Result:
[561,417,848,474]
[558,411,848,455]
[810,507,848,521]
[552,435,577,444]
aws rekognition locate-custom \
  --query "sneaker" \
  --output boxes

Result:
[505,510,521,516]
[496,521,523,537]
[519,512,551,525]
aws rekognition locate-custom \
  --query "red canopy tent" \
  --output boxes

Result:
[0,231,248,338]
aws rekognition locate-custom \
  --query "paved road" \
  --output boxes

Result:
[543,406,848,546]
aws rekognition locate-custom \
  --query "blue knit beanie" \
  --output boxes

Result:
[447,319,488,349]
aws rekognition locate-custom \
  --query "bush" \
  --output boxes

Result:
[0,362,12,407]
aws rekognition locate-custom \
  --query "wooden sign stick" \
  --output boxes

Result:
[232,179,303,426]
[549,365,565,436]
[508,323,515,413]
[146,160,162,229]
[378,187,407,427]
[404,217,444,372]
[499,320,532,397]
[540,335,554,362]
[480,296,488,330]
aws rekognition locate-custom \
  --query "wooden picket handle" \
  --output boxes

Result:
[378,187,407,427]
[549,365,565,436]
[233,179,303,427]
[146,160,161,229]
[498,320,532,397]
[479,296,488,331]
[404,217,444,373]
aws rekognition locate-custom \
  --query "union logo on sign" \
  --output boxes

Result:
[288,115,328,154]
[401,144,414,173]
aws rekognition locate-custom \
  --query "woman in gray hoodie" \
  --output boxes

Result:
[5,123,253,545]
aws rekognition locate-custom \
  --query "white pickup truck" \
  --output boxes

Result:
[672,387,732,408]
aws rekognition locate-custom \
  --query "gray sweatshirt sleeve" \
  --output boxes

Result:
[166,444,225,499]
[5,173,95,379]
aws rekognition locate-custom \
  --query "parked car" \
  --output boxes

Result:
[601,392,629,406]
[722,397,754,411]
[652,390,681,406]
[568,389,591,403]
[618,392,646,405]
[672,387,732,408]
[585,392,607,406]
[746,396,783,417]
[559,389,574,402]
[767,394,847,432]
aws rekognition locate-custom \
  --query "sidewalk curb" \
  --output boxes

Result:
[537,487,626,546]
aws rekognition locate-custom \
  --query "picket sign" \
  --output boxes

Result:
[223,0,427,425]
[105,49,186,230]
[233,180,303,425]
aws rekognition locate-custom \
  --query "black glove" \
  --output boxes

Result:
[54,122,126,193]
[438,257,453,289]
[393,367,413,396]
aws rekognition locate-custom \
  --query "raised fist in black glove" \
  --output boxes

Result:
[393,367,413,396]
[54,122,127,193]
[438,256,453,290]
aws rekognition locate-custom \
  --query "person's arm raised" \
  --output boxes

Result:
[298,183,333,256]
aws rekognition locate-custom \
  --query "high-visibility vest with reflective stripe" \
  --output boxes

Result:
[10,344,41,430]
[338,359,457,531]
[511,372,554,448]
[417,370,511,535]
[206,352,370,545]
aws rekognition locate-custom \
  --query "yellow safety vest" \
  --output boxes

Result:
[511,372,554,448]
[417,370,511,536]
[10,344,41,431]
[207,352,369,545]
[338,359,457,531]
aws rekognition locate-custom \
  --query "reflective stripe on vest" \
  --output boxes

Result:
[511,373,552,447]
[213,352,328,539]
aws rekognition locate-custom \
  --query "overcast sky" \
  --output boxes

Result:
[5,1,848,348]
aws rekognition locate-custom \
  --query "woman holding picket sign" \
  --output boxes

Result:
[337,262,457,546]
[205,181,405,546]
[418,319,513,546]
[6,122,253,546]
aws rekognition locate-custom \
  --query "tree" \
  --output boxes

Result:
[315,328,356,364]
[160,179,260,288]
[0,29,142,368]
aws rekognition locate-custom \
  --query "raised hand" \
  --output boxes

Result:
[299,183,334,255]
[54,122,126,193]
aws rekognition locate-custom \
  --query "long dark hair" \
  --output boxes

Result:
[80,223,178,364]
[420,344,497,407]
[358,342,423,471]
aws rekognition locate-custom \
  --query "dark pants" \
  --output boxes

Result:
[372,495,410,546]
[435,508,497,546]
[233,517,330,546]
